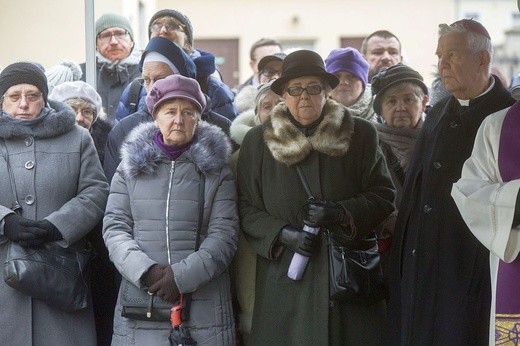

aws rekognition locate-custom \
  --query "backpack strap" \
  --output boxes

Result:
[128,78,143,114]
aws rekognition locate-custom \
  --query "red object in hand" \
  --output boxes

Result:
[171,305,182,327]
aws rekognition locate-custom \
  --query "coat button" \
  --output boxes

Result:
[433,161,442,169]
[412,249,416,256]
[24,137,33,146]
[449,121,458,128]
[423,205,432,213]
[25,160,35,169]
[24,195,35,205]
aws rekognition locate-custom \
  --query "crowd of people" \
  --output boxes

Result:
[0,7,519,346]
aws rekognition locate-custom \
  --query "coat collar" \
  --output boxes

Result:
[119,121,231,179]
[0,100,76,139]
[263,99,354,166]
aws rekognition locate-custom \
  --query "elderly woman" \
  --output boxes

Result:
[370,63,429,282]
[103,74,238,345]
[237,50,395,345]
[325,47,376,121]
[0,62,109,345]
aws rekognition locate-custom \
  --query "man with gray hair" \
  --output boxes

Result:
[387,19,515,345]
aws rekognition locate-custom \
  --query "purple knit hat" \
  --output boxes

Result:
[146,74,206,116]
[325,47,369,89]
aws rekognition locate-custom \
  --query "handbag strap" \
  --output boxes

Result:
[0,139,22,214]
[296,165,314,200]
[181,169,206,322]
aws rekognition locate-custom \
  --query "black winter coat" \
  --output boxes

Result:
[387,76,515,345]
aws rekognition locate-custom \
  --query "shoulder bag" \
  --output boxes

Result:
[295,165,387,306]
[119,171,206,321]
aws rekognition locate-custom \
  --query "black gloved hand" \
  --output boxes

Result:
[149,265,180,303]
[4,214,48,246]
[302,200,346,228]
[19,219,62,243]
[142,264,167,288]
[278,225,320,257]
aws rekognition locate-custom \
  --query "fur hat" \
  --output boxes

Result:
[271,50,339,96]
[148,9,193,46]
[0,62,48,103]
[146,74,206,116]
[49,81,102,119]
[96,13,134,41]
[45,60,83,93]
[371,63,428,115]
[325,47,369,89]
[139,37,196,78]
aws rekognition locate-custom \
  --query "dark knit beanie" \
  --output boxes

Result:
[371,63,428,115]
[96,13,134,41]
[0,62,49,103]
[148,9,193,46]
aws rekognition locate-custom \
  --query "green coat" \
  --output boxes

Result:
[237,100,395,345]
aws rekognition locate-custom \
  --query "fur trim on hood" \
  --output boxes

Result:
[230,108,257,146]
[0,100,76,139]
[263,99,354,166]
[120,120,232,179]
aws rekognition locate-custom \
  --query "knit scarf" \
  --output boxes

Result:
[153,130,194,161]
[495,101,520,344]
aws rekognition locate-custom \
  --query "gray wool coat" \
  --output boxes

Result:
[103,121,238,345]
[0,100,109,346]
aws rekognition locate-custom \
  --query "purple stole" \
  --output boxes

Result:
[495,101,520,344]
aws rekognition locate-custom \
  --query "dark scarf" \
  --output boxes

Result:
[153,130,194,161]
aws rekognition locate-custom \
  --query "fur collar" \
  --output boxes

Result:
[263,99,354,166]
[120,121,231,179]
[0,100,76,139]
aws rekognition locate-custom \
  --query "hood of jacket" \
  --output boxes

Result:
[120,120,231,179]
[0,100,76,139]
[263,99,354,166]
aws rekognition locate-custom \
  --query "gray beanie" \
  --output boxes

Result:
[96,13,134,41]
[45,60,83,93]
[49,81,102,120]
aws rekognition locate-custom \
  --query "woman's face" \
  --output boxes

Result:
[380,84,428,128]
[282,76,327,126]
[155,98,198,145]
[330,71,364,107]
[257,90,281,123]
[1,84,44,120]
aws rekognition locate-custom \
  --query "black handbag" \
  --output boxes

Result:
[3,241,92,312]
[295,165,387,306]
[119,171,206,322]
[327,231,387,305]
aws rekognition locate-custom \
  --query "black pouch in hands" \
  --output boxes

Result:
[119,278,172,322]
[327,230,387,306]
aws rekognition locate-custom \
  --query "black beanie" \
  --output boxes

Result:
[0,62,48,103]
[148,9,193,47]
[371,63,428,115]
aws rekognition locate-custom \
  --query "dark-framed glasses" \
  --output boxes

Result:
[3,92,42,103]
[286,85,323,96]
[150,22,184,33]
[97,30,129,43]
[261,69,281,78]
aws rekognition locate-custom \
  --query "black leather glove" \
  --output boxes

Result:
[142,264,167,288]
[148,265,180,303]
[4,214,48,247]
[302,200,346,228]
[278,225,320,257]
[19,219,63,243]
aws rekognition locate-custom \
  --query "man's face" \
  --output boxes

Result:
[149,16,188,52]
[96,27,134,61]
[251,45,282,75]
[259,60,283,84]
[364,36,402,79]
[436,31,487,99]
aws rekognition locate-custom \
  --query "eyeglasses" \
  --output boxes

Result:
[150,22,184,33]
[97,30,129,43]
[286,85,323,96]
[261,69,282,78]
[2,92,42,103]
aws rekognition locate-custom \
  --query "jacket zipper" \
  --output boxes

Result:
[165,161,175,265]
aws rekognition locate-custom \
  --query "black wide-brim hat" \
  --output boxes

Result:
[271,50,339,96]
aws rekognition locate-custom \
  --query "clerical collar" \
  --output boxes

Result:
[457,77,495,106]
